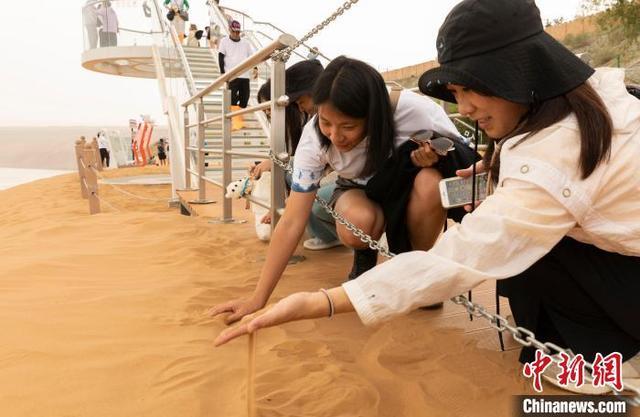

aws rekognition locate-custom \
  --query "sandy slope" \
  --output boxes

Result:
[0,166,598,417]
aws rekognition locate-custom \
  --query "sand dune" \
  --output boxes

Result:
[1,166,615,417]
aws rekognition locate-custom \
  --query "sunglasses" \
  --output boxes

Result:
[409,130,455,156]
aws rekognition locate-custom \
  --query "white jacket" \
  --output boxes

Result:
[343,68,640,326]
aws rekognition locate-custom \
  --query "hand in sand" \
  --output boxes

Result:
[207,296,266,325]
[455,161,486,212]
[214,292,319,346]
[410,142,439,168]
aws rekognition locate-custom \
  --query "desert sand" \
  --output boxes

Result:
[3,164,620,417]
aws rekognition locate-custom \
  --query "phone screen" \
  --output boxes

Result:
[442,173,488,208]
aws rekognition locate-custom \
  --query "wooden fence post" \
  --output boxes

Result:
[75,137,88,199]
[83,144,101,215]
[92,137,104,171]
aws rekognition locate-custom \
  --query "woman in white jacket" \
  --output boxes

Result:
[214,0,640,390]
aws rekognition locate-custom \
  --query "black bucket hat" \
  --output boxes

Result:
[418,0,595,104]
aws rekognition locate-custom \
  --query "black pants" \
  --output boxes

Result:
[498,237,640,364]
[100,148,110,168]
[229,78,250,108]
[99,31,117,47]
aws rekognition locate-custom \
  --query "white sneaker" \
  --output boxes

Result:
[303,237,343,250]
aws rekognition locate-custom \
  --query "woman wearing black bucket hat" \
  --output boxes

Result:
[214,0,640,392]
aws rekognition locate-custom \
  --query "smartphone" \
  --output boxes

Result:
[439,173,488,209]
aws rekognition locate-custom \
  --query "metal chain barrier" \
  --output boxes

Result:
[270,0,360,63]
[90,167,170,203]
[268,151,640,404]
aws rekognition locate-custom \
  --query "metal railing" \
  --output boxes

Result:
[205,2,330,64]
[182,34,297,225]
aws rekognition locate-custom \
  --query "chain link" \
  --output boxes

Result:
[271,0,360,63]
[268,150,639,403]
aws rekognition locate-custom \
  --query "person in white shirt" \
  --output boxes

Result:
[96,1,119,47]
[218,20,255,109]
[208,56,476,324]
[97,131,110,168]
[213,0,640,390]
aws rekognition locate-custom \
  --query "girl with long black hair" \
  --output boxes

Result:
[209,56,476,324]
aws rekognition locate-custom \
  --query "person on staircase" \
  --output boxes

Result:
[218,20,255,118]
[164,0,189,42]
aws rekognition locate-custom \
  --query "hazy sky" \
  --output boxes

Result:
[0,0,585,126]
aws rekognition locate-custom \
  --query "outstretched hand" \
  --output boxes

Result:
[207,296,266,325]
[213,292,324,346]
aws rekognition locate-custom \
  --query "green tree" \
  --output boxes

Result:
[582,0,640,42]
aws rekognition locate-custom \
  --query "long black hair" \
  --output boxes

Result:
[312,56,396,178]
[257,82,306,155]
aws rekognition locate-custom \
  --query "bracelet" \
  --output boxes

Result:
[319,288,334,318]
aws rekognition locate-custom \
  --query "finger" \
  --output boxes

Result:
[246,309,281,332]
[456,166,473,178]
[214,323,250,346]
[224,310,245,325]
[206,302,234,317]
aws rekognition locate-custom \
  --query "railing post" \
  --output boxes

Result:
[189,99,214,205]
[197,99,207,201]
[183,107,191,189]
[222,85,233,221]
[83,144,101,215]
[270,60,287,227]
[75,137,88,199]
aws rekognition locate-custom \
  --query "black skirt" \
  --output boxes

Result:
[365,138,480,254]
[497,237,640,363]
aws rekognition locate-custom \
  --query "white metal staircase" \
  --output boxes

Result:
[181,46,269,181]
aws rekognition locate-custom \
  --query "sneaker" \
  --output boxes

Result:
[347,248,378,281]
[303,237,343,251]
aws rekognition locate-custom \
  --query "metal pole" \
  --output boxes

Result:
[222,85,233,221]
[183,107,191,189]
[189,99,214,205]
[270,60,287,227]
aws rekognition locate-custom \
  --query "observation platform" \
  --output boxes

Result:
[81,45,182,79]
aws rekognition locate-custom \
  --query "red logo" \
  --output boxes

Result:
[523,350,553,392]
[592,352,623,391]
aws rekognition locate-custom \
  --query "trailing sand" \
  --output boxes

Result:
[0,166,568,417]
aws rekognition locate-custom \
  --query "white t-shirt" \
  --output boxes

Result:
[97,134,110,150]
[291,90,462,192]
[218,36,255,79]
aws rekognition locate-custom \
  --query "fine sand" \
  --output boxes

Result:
[3,165,621,417]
